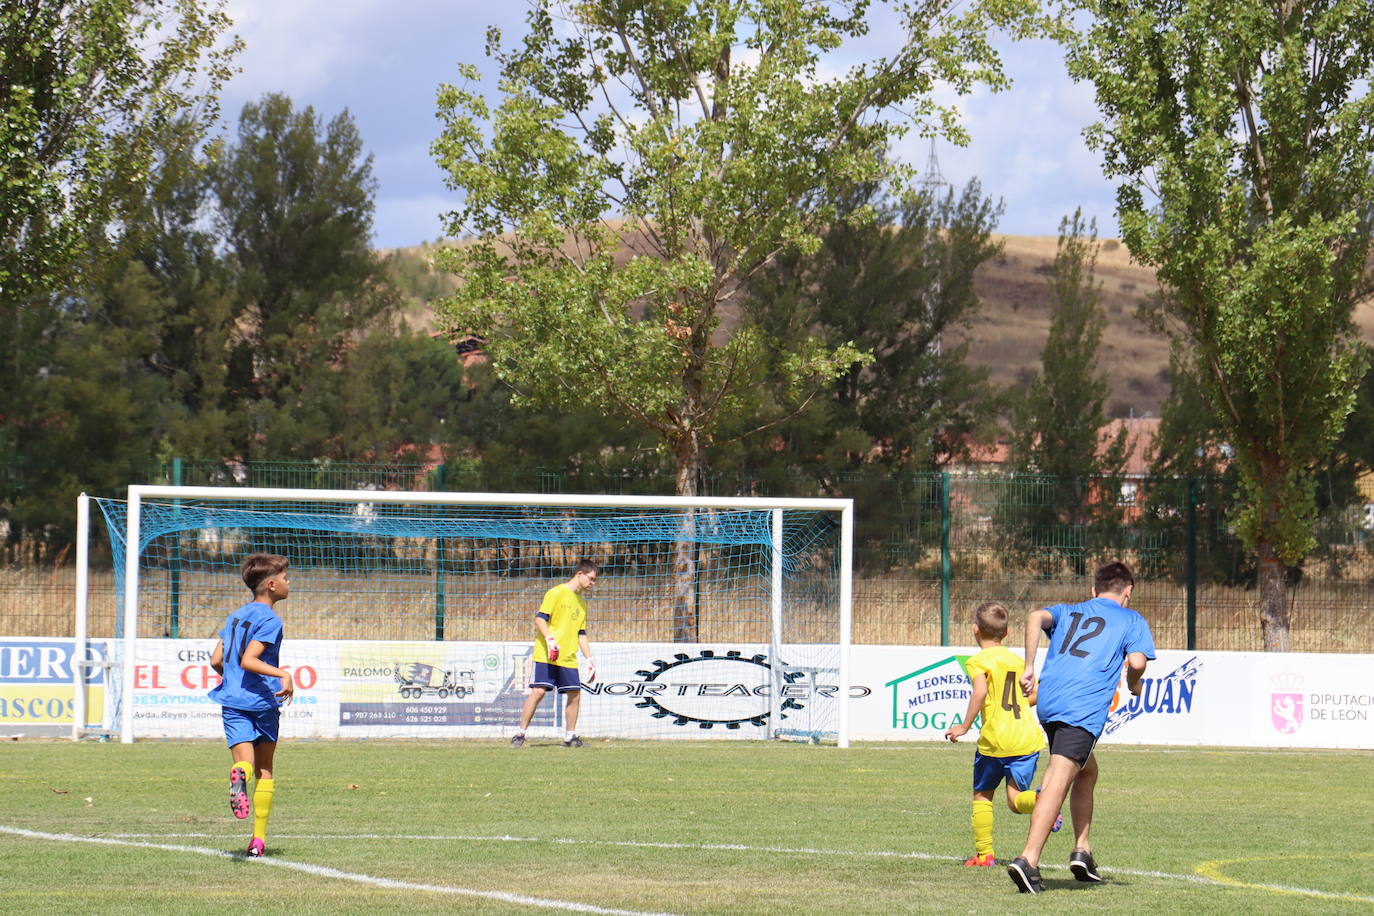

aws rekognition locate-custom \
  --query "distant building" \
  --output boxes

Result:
[946,416,1161,481]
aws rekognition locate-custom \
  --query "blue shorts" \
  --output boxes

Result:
[222,706,280,747]
[530,661,582,693]
[972,751,1040,792]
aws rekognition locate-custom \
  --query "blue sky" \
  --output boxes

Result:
[219,1,1120,250]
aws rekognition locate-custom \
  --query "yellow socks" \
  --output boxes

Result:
[252,778,275,841]
[1014,789,1038,815]
[971,799,994,856]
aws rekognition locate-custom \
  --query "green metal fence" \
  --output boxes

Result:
[7,458,1371,651]
[136,459,1374,652]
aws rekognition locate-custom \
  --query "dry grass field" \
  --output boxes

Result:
[963,235,1172,415]
[8,565,1372,654]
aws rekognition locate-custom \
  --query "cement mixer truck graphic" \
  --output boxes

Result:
[394,662,475,699]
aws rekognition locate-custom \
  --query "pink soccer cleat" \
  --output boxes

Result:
[229,767,250,819]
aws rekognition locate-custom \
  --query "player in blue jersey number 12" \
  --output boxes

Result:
[1006,561,1156,894]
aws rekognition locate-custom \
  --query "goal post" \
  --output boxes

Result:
[80,486,854,746]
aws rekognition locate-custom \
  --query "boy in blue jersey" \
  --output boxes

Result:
[1006,561,1155,894]
[208,553,295,859]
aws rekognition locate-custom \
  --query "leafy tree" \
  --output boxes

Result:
[1313,345,1374,507]
[745,178,1004,475]
[0,0,236,537]
[1006,210,1128,575]
[442,358,661,492]
[6,262,173,538]
[123,118,242,460]
[1137,353,1250,586]
[1307,344,1374,573]
[8,119,243,537]
[432,0,1048,635]
[734,178,1004,569]
[212,94,397,460]
[432,0,1049,496]
[0,0,235,303]
[1066,0,1374,648]
[331,330,473,462]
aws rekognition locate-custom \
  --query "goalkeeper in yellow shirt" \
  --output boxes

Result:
[945,601,1060,866]
[510,560,598,748]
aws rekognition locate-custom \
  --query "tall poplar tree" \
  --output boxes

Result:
[1007,211,1128,576]
[1,0,235,540]
[1065,0,1374,649]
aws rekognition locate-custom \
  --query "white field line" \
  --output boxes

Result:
[84,830,1374,905]
[863,744,1374,758]
[0,825,678,916]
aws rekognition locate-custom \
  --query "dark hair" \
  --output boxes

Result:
[575,559,599,576]
[1094,561,1134,596]
[974,601,1009,640]
[242,553,289,594]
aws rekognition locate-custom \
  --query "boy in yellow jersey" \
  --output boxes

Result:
[510,560,598,748]
[945,601,1059,866]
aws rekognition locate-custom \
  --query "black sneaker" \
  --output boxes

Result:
[1069,849,1102,882]
[510,733,526,748]
[562,735,585,747]
[1007,856,1043,894]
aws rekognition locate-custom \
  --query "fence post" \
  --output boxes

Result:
[1186,477,1197,650]
[435,463,447,641]
[940,471,951,647]
[169,457,183,638]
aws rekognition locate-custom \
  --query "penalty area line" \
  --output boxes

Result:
[0,825,678,916]
[103,830,1374,905]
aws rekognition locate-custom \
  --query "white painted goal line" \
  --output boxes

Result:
[0,825,678,916]
[11,826,1371,906]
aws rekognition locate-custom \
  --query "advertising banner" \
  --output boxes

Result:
[856,647,1372,749]
[0,638,107,734]
[129,640,332,740]
[67,637,1374,748]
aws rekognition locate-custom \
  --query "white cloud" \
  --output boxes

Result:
[221,0,388,100]
[212,2,1124,246]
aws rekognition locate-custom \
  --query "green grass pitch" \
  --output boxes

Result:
[1,739,1370,914]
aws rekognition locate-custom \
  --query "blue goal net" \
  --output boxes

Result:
[89,491,850,743]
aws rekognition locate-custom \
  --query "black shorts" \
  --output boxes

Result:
[1042,721,1099,767]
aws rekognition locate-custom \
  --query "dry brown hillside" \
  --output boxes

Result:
[968,235,1374,417]
[966,235,1170,416]
[390,234,1374,419]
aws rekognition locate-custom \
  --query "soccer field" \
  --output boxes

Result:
[1,740,1370,914]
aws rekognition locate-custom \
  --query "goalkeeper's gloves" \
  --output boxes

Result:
[585,657,596,683]
[546,637,560,661]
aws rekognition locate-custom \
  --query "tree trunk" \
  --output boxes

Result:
[1256,544,1291,652]
[671,429,701,642]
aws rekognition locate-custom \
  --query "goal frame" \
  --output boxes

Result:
[75,485,855,746]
